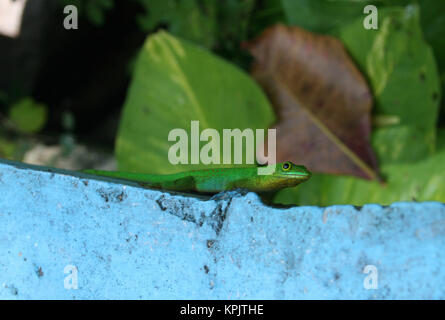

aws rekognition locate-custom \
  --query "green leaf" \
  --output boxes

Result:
[59,0,113,26]
[281,0,424,33]
[250,0,286,32]
[418,0,445,117]
[116,31,275,174]
[282,0,374,33]
[419,0,445,71]
[274,131,445,206]
[8,98,48,134]
[85,0,114,26]
[0,91,7,104]
[136,0,217,48]
[338,6,441,163]
[0,138,16,159]
[212,0,256,66]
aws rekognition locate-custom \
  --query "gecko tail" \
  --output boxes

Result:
[82,169,155,183]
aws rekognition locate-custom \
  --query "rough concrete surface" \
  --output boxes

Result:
[0,159,444,299]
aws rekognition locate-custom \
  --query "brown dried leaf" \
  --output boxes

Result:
[245,24,379,180]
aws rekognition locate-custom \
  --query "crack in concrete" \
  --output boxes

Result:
[155,191,241,235]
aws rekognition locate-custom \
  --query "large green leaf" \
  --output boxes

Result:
[274,130,445,206]
[116,31,275,174]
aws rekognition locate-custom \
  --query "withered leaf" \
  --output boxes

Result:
[245,24,379,180]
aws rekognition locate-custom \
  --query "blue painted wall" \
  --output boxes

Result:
[0,159,444,299]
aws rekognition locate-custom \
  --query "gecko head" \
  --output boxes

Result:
[253,161,311,191]
[276,161,311,182]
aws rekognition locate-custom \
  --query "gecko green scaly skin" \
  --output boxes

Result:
[83,161,311,194]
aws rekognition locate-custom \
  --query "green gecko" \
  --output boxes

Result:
[83,161,311,194]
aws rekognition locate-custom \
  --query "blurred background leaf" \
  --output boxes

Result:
[116,31,275,174]
[85,0,114,25]
[0,137,16,159]
[282,0,371,33]
[60,0,114,26]
[418,0,445,122]
[0,91,6,104]
[135,0,259,68]
[136,0,217,48]
[8,97,48,134]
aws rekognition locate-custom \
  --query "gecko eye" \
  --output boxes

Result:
[282,162,291,171]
